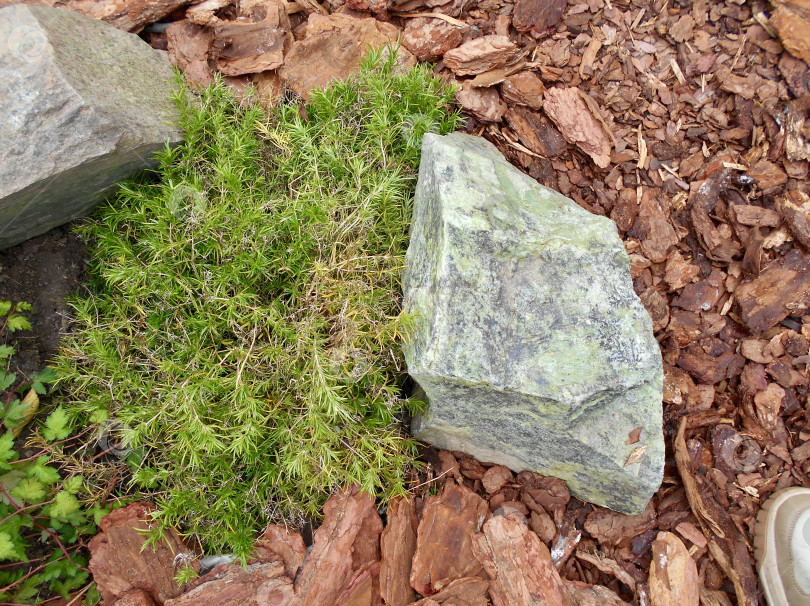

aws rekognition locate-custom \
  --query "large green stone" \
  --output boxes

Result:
[403,132,663,514]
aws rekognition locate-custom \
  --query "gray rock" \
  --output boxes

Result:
[0,5,182,250]
[403,132,663,514]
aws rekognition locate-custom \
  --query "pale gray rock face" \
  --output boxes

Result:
[404,132,664,514]
[0,5,182,250]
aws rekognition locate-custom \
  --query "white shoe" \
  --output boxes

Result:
[755,488,810,605]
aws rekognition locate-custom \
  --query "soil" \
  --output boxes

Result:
[0,224,89,380]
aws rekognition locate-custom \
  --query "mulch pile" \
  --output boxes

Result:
[13,0,810,603]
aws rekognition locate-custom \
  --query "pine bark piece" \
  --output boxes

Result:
[500,72,545,109]
[406,577,489,605]
[565,581,632,606]
[734,249,810,333]
[777,190,810,249]
[164,562,293,606]
[279,15,414,100]
[529,509,555,543]
[472,514,577,606]
[185,0,230,25]
[334,561,382,606]
[251,525,307,580]
[113,589,158,606]
[627,189,680,263]
[410,482,488,596]
[26,0,199,31]
[671,270,724,313]
[379,496,419,606]
[402,17,463,62]
[543,87,613,168]
[294,486,383,606]
[89,503,198,605]
[504,107,568,157]
[769,0,810,65]
[677,340,745,385]
[166,19,215,89]
[748,160,788,191]
[213,12,291,76]
[456,82,506,122]
[512,0,565,34]
[674,418,759,606]
[481,466,513,495]
[443,35,518,76]
[649,532,699,606]
[583,501,657,547]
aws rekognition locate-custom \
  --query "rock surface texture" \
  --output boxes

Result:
[403,132,664,514]
[0,5,181,250]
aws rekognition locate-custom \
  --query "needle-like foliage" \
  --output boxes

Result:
[53,49,461,558]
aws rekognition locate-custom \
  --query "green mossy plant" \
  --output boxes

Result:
[54,49,461,559]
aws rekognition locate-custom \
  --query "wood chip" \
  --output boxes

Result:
[443,35,519,76]
[294,486,383,606]
[472,514,577,606]
[499,71,545,109]
[584,501,657,547]
[735,249,810,333]
[513,0,565,34]
[649,532,699,606]
[379,496,418,606]
[777,190,810,249]
[576,550,637,590]
[213,18,290,76]
[543,87,613,168]
[401,16,464,62]
[674,418,759,606]
[566,581,632,606]
[410,482,488,596]
[769,0,810,64]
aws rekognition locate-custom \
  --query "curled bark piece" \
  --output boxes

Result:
[674,418,758,606]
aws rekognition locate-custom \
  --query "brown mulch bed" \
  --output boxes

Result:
[8,0,810,602]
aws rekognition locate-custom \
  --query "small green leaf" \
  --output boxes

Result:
[29,459,60,485]
[31,367,57,395]
[0,345,15,361]
[3,399,26,427]
[42,407,71,442]
[62,475,83,494]
[0,372,16,393]
[10,477,46,504]
[0,530,25,561]
[6,314,31,333]
[49,491,80,521]
[88,505,111,526]
[89,408,109,424]
[0,433,18,470]
[0,302,11,317]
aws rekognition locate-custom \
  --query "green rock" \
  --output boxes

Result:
[403,132,663,514]
[0,5,181,250]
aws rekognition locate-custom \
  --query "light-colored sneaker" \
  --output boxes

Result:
[755,487,810,605]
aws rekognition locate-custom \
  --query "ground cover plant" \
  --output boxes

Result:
[53,49,460,559]
[0,302,109,604]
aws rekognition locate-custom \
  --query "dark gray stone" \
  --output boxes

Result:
[403,132,664,514]
[0,5,182,249]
